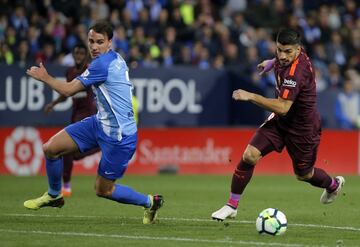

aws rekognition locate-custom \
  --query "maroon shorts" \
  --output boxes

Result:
[249,118,321,176]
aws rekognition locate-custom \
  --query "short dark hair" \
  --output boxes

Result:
[276,28,301,45]
[73,43,87,52]
[89,20,113,40]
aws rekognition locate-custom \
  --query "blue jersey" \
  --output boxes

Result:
[77,50,137,141]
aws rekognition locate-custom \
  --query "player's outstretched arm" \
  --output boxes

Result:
[257,58,275,75]
[27,63,85,97]
[232,89,293,116]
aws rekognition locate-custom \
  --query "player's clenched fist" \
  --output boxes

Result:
[26,62,49,82]
[232,89,252,101]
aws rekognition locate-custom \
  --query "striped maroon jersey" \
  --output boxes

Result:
[273,49,321,136]
[66,65,97,123]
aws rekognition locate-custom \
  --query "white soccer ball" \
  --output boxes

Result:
[256,208,287,236]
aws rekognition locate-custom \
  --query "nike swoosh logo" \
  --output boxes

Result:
[104,171,115,175]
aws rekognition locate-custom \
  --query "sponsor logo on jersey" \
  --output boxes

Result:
[283,78,297,87]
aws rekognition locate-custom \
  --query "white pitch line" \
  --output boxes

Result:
[0,228,309,247]
[4,213,360,232]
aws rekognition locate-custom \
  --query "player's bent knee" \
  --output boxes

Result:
[43,142,60,159]
[242,150,260,165]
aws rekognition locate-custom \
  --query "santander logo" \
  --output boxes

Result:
[138,138,232,165]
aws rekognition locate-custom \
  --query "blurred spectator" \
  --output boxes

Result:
[113,25,130,57]
[223,42,240,66]
[90,0,109,20]
[154,9,169,40]
[14,39,32,67]
[4,26,17,50]
[197,46,210,69]
[345,69,360,91]
[326,32,347,67]
[79,0,92,26]
[327,63,343,89]
[35,41,56,64]
[0,42,13,65]
[0,0,358,99]
[299,11,321,45]
[180,0,195,26]
[212,54,225,70]
[315,67,327,92]
[0,14,8,41]
[160,45,174,67]
[109,9,121,27]
[27,26,40,56]
[147,0,162,22]
[328,5,341,30]
[291,0,305,19]
[125,0,144,23]
[142,51,159,68]
[335,79,360,129]
[127,45,143,69]
[147,35,161,61]
[10,5,29,39]
[177,45,192,65]
[160,26,181,61]
[221,0,247,24]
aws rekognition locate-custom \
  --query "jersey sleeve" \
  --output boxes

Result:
[76,57,108,87]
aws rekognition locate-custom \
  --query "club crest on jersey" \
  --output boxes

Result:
[283,78,297,87]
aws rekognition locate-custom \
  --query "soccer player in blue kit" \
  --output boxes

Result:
[24,21,164,224]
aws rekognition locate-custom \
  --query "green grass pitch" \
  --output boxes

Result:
[0,175,359,247]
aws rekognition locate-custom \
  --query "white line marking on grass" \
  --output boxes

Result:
[0,228,308,247]
[4,213,360,232]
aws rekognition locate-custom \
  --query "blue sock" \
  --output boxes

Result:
[46,157,63,197]
[110,184,151,207]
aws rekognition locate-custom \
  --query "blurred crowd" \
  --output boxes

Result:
[1,0,360,128]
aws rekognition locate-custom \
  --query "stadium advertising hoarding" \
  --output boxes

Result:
[0,65,231,127]
[0,127,358,176]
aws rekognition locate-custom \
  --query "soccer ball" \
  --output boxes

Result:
[256,208,287,236]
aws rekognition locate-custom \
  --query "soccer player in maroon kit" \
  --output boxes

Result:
[44,43,97,196]
[212,28,345,221]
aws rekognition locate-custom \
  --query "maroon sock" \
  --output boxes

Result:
[62,154,74,184]
[230,160,255,195]
[307,168,332,188]
[326,178,339,193]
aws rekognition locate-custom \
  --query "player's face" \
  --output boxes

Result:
[276,43,300,67]
[88,30,112,58]
[73,47,87,66]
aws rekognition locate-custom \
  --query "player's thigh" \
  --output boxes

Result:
[65,116,99,153]
[249,119,284,158]
[97,133,137,180]
[285,133,320,176]
[43,129,79,157]
[73,147,100,161]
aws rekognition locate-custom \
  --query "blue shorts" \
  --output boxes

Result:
[65,115,137,180]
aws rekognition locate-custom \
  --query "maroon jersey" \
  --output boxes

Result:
[66,66,97,123]
[273,49,321,136]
